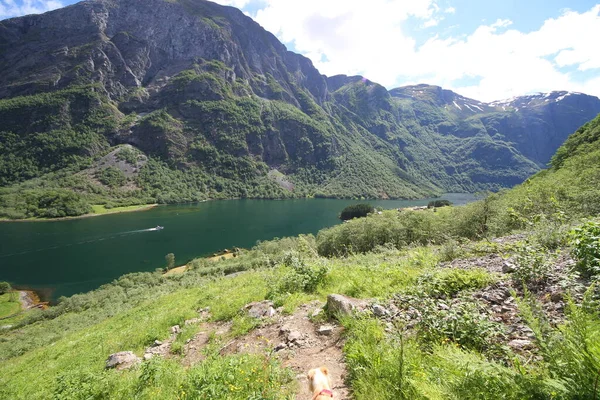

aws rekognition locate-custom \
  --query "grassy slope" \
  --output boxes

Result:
[0,246,432,399]
[0,293,20,319]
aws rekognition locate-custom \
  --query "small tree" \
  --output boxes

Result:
[427,199,453,208]
[165,253,175,271]
[340,203,375,221]
[0,281,11,295]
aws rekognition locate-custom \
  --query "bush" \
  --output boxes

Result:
[417,268,496,297]
[570,221,600,278]
[21,189,91,218]
[518,287,600,398]
[428,199,452,208]
[97,167,126,188]
[511,243,555,289]
[267,251,328,304]
[0,281,11,295]
[413,297,506,356]
[340,203,375,221]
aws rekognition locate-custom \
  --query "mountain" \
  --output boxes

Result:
[0,0,599,218]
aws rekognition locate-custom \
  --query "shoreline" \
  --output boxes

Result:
[0,193,472,223]
[0,204,158,223]
[19,290,42,310]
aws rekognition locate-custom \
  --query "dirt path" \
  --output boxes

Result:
[183,301,350,399]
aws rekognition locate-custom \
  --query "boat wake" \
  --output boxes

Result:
[0,226,163,258]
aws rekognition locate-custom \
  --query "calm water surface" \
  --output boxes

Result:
[0,194,475,301]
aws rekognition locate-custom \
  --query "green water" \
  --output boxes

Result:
[0,195,475,301]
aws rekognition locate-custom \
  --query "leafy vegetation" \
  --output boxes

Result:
[0,292,20,319]
[570,221,600,278]
[0,281,11,295]
[427,199,452,208]
[340,203,375,220]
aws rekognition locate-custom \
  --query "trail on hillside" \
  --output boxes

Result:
[182,302,350,399]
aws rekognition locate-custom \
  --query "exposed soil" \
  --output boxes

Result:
[182,321,232,367]
[182,301,350,399]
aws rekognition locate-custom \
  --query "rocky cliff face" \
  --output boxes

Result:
[0,0,599,205]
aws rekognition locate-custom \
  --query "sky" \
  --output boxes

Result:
[1,0,599,102]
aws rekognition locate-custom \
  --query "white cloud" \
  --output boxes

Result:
[250,2,600,101]
[210,0,255,9]
[0,0,63,19]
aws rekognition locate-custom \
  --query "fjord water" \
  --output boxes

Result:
[0,195,474,301]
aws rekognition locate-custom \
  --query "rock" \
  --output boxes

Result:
[482,289,507,304]
[317,325,334,336]
[274,342,287,351]
[508,339,534,350]
[384,322,394,333]
[502,261,517,273]
[184,318,202,326]
[438,302,450,311]
[143,353,153,361]
[287,331,302,343]
[153,340,163,347]
[244,300,277,319]
[372,304,388,317]
[326,294,368,317]
[550,291,563,302]
[312,308,323,318]
[171,325,181,334]
[105,351,141,370]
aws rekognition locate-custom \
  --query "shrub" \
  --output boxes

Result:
[413,297,506,356]
[340,203,374,221]
[427,199,452,208]
[417,268,496,297]
[0,281,11,295]
[518,287,600,398]
[570,221,600,278]
[511,243,555,289]
[267,251,328,304]
[21,189,91,218]
[165,253,175,271]
[97,166,126,188]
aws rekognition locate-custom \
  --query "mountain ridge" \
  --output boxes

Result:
[0,0,599,218]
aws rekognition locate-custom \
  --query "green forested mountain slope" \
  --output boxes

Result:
[0,0,599,218]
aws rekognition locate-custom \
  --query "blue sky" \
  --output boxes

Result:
[1,0,599,101]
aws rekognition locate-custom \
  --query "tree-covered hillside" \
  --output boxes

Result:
[0,0,599,219]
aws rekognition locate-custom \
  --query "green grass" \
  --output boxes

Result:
[90,204,156,215]
[0,270,282,399]
[0,293,21,319]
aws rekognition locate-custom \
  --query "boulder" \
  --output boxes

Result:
[317,325,334,336]
[287,331,302,343]
[508,339,534,350]
[502,261,517,273]
[326,294,368,317]
[372,304,389,317]
[171,325,181,334]
[105,351,140,370]
[244,300,277,319]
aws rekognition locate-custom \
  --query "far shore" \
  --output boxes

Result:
[0,204,158,223]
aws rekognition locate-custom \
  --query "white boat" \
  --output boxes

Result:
[155,225,164,230]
